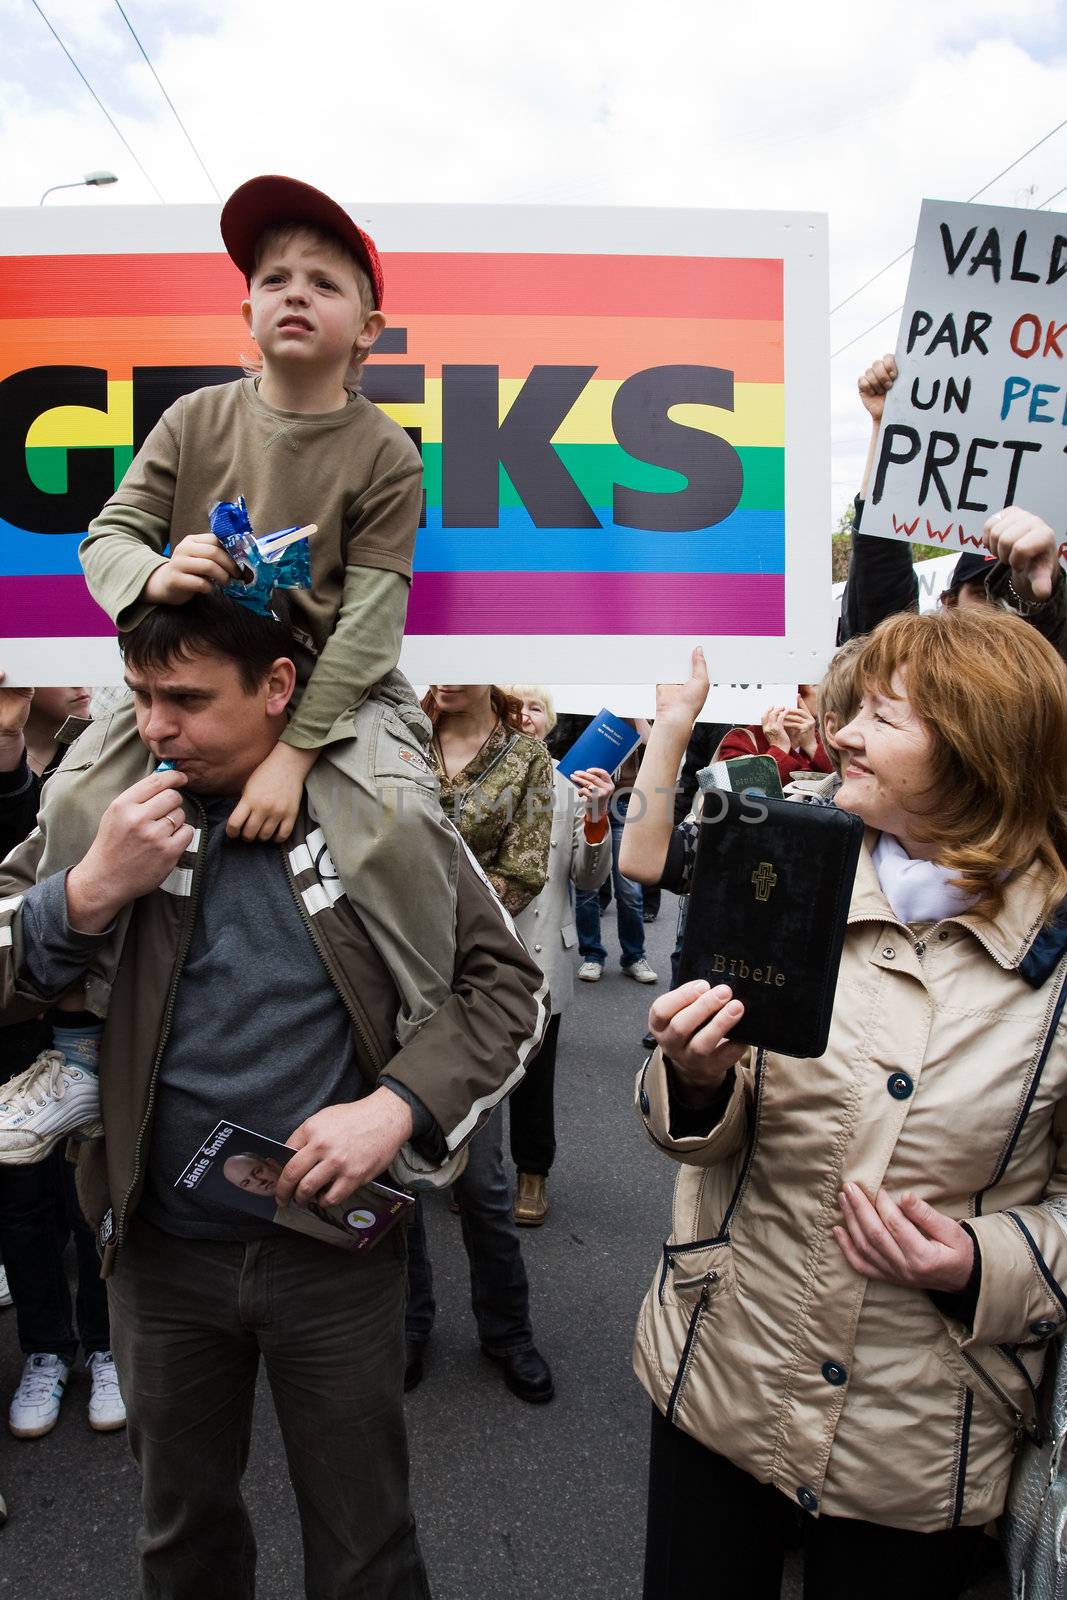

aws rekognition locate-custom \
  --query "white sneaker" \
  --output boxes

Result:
[624,958,659,984]
[87,1351,126,1433]
[9,1353,70,1438]
[578,961,603,982]
[0,1265,11,1308]
[0,1051,102,1165]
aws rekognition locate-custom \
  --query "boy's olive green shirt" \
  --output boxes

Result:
[79,377,424,748]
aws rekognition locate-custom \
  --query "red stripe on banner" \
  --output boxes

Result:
[3,252,783,321]
[3,576,114,636]
[406,572,785,635]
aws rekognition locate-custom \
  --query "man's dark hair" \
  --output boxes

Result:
[120,590,298,693]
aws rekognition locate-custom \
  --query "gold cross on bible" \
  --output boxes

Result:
[752,862,778,902]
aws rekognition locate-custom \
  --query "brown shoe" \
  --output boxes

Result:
[513,1172,548,1227]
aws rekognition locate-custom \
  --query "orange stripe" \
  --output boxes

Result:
[0,313,782,383]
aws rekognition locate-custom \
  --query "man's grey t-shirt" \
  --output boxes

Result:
[138,795,368,1241]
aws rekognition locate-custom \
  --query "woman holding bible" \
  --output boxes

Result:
[636,608,1067,1600]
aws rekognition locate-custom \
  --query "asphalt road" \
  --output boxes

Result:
[0,901,1010,1599]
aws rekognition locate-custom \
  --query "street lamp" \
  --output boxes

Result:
[39,171,118,205]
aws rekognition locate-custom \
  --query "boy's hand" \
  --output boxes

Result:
[227,742,318,843]
[143,534,241,605]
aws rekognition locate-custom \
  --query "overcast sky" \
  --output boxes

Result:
[4,0,1067,523]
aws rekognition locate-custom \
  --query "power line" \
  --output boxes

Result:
[830,174,1067,361]
[830,113,1067,315]
[112,0,222,201]
[30,0,165,202]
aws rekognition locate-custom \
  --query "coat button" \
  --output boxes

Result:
[551,839,558,848]
[1031,1318,1058,1337]
[639,1089,651,1114]
[887,1072,914,1100]
[797,1486,818,1512]
[821,1360,847,1386]
[534,943,543,953]
[881,946,895,960]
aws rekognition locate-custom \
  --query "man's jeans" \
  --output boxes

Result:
[107,1216,429,1600]
[575,805,646,970]
[405,1106,533,1353]
[0,1145,110,1362]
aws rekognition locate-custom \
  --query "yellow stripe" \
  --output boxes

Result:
[26,380,133,448]
[384,379,782,447]
[24,376,784,451]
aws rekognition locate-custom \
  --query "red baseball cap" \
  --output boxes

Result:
[220,175,384,309]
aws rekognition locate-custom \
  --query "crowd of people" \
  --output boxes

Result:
[1,170,1066,1600]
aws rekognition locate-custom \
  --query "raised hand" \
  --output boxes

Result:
[858,353,898,423]
[983,505,1061,604]
[654,646,710,730]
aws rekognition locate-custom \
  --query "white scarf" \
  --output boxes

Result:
[871,833,977,925]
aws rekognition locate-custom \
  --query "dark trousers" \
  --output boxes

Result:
[107,1216,429,1600]
[508,1012,561,1177]
[0,1145,110,1362]
[644,1408,986,1600]
[405,1105,532,1353]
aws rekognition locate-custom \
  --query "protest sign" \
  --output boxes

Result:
[864,197,1067,562]
[0,203,829,685]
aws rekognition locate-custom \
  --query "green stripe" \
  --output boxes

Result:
[26,442,783,511]
[26,446,134,495]
[420,444,782,510]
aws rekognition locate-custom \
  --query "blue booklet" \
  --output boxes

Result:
[558,709,641,782]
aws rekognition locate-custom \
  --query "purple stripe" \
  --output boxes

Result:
[3,571,785,639]
[407,572,784,635]
[2,576,114,637]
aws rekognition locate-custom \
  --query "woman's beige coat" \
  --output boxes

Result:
[634,842,1067,1532]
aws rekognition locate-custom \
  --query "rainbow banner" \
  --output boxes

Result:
[0,205,828,685]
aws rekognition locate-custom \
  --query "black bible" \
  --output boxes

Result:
[678,789,864,1058]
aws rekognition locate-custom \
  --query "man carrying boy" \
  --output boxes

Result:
[0,591,549,1597]
[0,175,469,1159]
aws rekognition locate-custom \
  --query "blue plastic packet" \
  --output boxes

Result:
[208,497,313,618]
[156,759,177,773]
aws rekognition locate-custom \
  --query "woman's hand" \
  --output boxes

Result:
[571,766,614,822]
[833,1184,975,1293]
[648,980,748,1103]
[782,701,818,758]
[761,705,791,752]
[654,646,710,731]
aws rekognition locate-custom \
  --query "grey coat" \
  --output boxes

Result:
[514,764,611,1015]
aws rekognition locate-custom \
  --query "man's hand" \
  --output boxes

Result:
[0,672,33,772]
[277,1088,415,1207]
[226,742,318,843]
[647,980,748,1104]
[570,766,615,823]
[833,1184,975,1293]
[142,534,241,605]
[782,700,818,758]
[66,769,193,933]
[858,354,897,423]
[761,705,791,753]
[983,506,1061,604]
[654,646,710,731]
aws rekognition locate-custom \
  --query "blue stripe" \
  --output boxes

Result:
[0,507,785,579]
[413,507,784,574]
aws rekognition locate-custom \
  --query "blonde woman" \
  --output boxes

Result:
[637,609,1067,1599]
